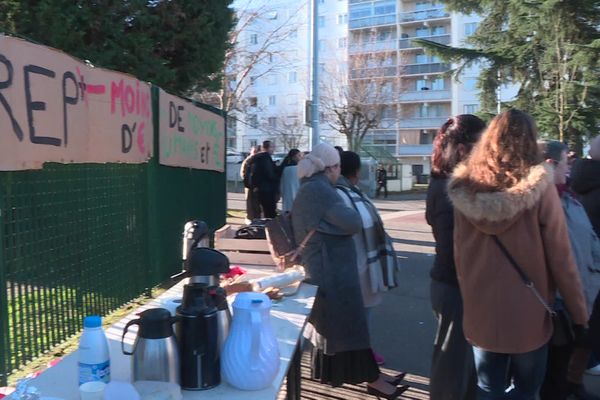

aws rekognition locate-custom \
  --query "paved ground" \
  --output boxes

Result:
[228,192,600,398]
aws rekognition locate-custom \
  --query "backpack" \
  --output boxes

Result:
[265,212,315,271]
[235,222,267,240]
[242,157,254,189]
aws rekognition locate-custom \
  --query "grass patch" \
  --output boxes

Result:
[5,285,167,386]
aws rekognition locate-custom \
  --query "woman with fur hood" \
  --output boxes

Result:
[447,109,588,399]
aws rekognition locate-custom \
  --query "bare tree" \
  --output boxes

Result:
[321,51,403,151]
[259,114,308,152]
[194,0,305,114]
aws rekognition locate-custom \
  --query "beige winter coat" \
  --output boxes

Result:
[448,163,588,354]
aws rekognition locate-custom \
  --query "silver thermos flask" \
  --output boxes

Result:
[122,308,180,384]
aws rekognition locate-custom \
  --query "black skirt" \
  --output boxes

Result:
[311,347,380,387]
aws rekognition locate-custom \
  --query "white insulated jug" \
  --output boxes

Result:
[221,292,280,390]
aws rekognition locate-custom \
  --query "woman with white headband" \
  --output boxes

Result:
[291,142,408,399]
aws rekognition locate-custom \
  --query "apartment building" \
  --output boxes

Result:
[231,0,348,153]
[348,0,481,178]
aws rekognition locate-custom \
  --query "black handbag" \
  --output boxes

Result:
[492,236,573,345]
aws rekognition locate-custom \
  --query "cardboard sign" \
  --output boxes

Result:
[158,89,225,172]
[0,36,153,170]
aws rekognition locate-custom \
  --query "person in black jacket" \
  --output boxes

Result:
[250,140,278,218]
[426,114,485,400]
[570,136,600,237]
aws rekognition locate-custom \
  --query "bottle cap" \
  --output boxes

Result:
[83,315,102,328]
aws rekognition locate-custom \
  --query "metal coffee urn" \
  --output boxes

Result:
[174,247,232,390]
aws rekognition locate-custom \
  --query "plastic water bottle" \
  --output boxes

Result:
[78,315,110,385]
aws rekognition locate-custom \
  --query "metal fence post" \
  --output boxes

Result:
[0,183,9,385]
[145,86,162,296]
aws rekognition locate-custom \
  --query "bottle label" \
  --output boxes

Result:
[79,361,110,385]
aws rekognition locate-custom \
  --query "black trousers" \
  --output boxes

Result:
[245,189,261,220]
[376,183,388,198]
[430,280,477,400]
[257,189,277,218]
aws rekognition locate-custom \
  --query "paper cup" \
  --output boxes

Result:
[79,381,106,400]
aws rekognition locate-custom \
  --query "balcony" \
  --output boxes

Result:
[399,89,451,102]
[397,144,434,157]
[349,40,397,54]
[399,34,451,49]
[404,63,451,75]
[399,117,448,129]
[349,14,396,29]
[399,8,450,24]
[350,66,398,79]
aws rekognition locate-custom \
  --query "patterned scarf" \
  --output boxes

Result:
[336,177,400,291]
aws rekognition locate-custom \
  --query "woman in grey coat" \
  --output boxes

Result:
[540,141,600,400]
[279,149,303,212]
[291,143,407,399]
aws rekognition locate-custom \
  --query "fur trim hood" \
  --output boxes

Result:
[447,163,552,233]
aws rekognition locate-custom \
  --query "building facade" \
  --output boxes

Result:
[231,0,348,153]
[348,0,481,178]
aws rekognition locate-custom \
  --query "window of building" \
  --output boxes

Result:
[415,27,430,37]
[465,22,478,37]
[318,16,325,28]
[419,130,433,144]
[250,139,258,148]
[288,71,298,83]
[267,11,278,20]
[247,115,258,128]
[415,1,433,11]
[287,115,299,125]
[269,95,276,106]
[250,34,258,44]
[464,77,477,91]
[248,97,258,107]
[432,26,446,35]
[382,106,395,119]
[338,14,348,24]
[319,63,326,73]
[415,54,428,64]
[268,117,277,127]
[431,78,445,90]
[319,0,324,3]
[464,104,479,114]
[374,1,395,15]
[416,79,429,90]
[338,37,347,48]
[418,104,445,117]
[350,6,371,20]
[250,76,258,85]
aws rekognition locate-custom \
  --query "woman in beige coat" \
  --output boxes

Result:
[447,109,588,400]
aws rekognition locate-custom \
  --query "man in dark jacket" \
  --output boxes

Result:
[376,165,388,198]
[570,136,600,236]
[250,140,278,218]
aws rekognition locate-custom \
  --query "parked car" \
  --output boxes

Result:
[226,148,244,164]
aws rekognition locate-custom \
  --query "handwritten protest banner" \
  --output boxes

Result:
[0,36,153,170]
[158,89,225,172]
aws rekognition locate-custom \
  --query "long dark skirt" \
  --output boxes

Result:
[311,347,379,387]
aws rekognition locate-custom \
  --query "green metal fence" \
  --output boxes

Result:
[0,91,226,385]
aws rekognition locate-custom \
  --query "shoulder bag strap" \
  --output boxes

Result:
[492,235,557,317]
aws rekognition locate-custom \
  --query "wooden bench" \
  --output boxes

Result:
[215,224,274,266]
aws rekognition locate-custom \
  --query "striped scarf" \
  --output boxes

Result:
[337,180,400,291]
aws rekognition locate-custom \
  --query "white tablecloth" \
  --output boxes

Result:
[29,265,316,400]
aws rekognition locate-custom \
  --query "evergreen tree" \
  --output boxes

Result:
[417,0,600,151]
[0,0,234,95]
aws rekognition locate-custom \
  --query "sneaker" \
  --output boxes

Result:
[373,350,385,365]
[585,364,600,376]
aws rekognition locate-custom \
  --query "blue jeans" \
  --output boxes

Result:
[473,345,548,400]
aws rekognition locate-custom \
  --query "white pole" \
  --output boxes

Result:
[311,0,320,149]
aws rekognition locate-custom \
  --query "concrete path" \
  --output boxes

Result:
[227,192,600,398]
